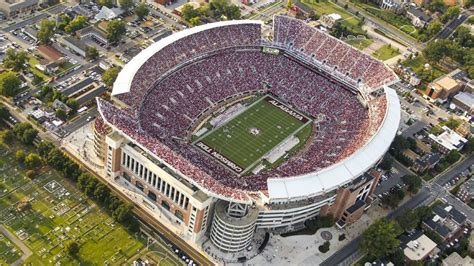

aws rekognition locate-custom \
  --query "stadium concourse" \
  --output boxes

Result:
[94,15,400,255]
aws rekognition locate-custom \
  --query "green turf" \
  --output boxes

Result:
[0,144,181,265]
[345,38,373,50]
[0,232,23,265]
[372,44,400,61]
[196,96,310,173]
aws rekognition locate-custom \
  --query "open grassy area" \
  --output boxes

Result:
[0,232,22,265]
[0,145,181,265]
[345,38,373,50]
[196,95,311,173]
[28,56,50,80]
[301,0,365,35]
[372,44,400,61]
[401,55,447,83]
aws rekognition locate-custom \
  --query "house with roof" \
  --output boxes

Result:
[426,72,466,102]
[412,152,441,173]
[442,252,473,266]
[457,179,474,204]
[406,7,431,28]
[78,26,109,47]
[423,204,467,241]
[319,13,342,29]
[62,36,88,58]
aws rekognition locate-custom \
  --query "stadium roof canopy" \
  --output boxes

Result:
[112,20,263,96]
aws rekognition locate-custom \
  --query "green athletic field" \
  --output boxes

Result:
[195,96,311,173]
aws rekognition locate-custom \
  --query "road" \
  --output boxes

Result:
[333,0,424,51]
[435,11,472,39]
[0,225,33,266]
[61,107,98,135]
[2,13,49,32]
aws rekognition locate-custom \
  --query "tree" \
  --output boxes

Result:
[66,98,79,113]
[119,0,133,11]
[445,150,461,164]
[3,49,28,72]
[15,150,26,164]
[26,170,36,179]
[440,6,460,23]
[25,153,42,169]
[66,241,80,256]
[37,19,56,44]
[13,123,38,145]
[426,19,443,37]
[318,241,330,253]
[379,156,393,171]
[401,175,422,194]
[106,19,126,44]
[464,137,474,153]
[97,0,113,7]
[0,129,14,145]
[0,104,10,121]
[93,182,110,202]
[182,4,200,22]
[361,218,402,259]
[423,40,450,63]
[77,173,92,192]
[454,26,473,47]
[428,0,445,12]
[38,141,55,158]
[135,3,149,20]
[65,15,87,33]
[55,109,67,120]
[46,148,68,169]
[0,72,21,97]
[396,210,418,232]
[189,17,201,26]
[85,46,99,61]
[102,67,120,87]
[56,14,71,31]
[287,0,293,9]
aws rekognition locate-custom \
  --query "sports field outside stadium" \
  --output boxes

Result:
[194,95,312,174]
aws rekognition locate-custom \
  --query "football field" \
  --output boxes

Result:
[195,95,311,174]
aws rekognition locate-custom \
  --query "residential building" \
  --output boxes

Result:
[428,126,467,153]
[423,204,467,241]
[413,152,441,173]
[0,0,38,18]
[457,178,474,203]
[62,36,87,57]
[319,13,341,29]
[406,7,431,28]
[403,234,438,261]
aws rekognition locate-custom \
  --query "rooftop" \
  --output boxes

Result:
[454,92,474,108]
[429,126,468,151]
[403,234,437,261]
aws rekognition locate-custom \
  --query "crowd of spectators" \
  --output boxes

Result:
[101,19,395,200]
[272,15,397,90]
[101,47,389,200]
[116,23,262,109]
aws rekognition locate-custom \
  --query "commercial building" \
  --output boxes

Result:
[0,0,38,18]
[423,204,467,241]
[403,234,437,262]
[428,126,467,153]
[452,92,474,115]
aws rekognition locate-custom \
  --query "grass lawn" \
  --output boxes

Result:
[0,232,23,265]
[195,95,311,173]
[0,144,180,265]
[401,55,447,83]
[345,38,373,50]
[28,56,50,80]
[301,0,365,35]
[372,44,400,61]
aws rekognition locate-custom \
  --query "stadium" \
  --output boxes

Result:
[95,15,400,253]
